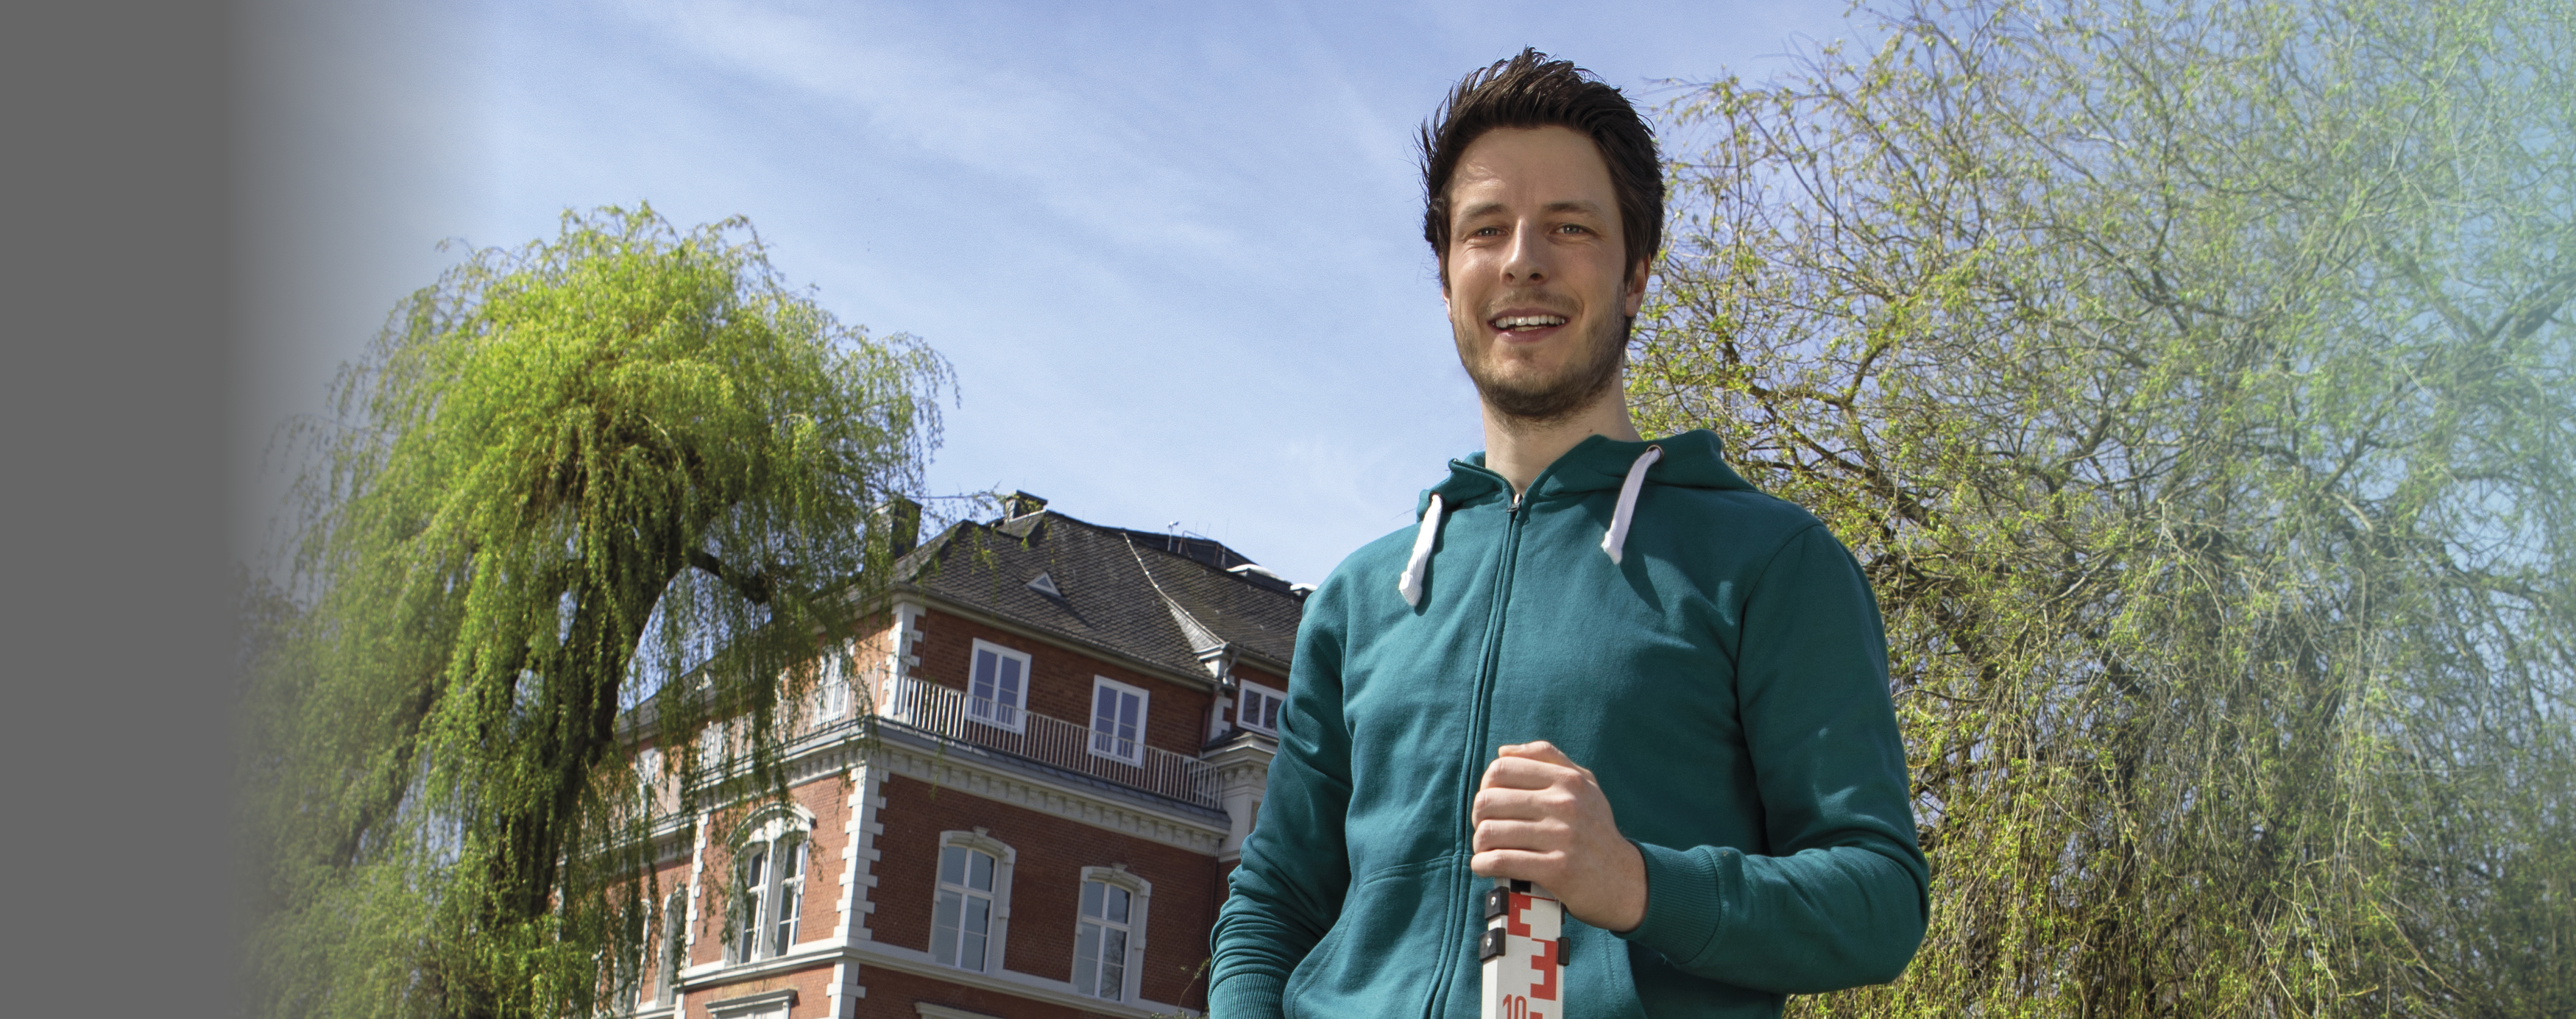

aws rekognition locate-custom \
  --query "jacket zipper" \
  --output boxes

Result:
[1432,483,1527,1019]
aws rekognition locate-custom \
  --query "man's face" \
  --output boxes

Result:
[1441,125,1647,425]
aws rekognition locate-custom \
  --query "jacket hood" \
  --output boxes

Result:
[1416,429,1755,517]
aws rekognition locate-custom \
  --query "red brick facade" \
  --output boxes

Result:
[868,773,1220,1004]
[623,511,1295,1019]
[630,621,1272,1018]
[910,608,1217,759]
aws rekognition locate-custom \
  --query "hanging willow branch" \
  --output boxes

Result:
[245,205,952,1019]
[1636,0,2575,1014]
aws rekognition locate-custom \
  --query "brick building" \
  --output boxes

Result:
[627,495,1305,1019]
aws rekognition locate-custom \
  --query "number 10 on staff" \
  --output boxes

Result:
[1479,878,1564,1019]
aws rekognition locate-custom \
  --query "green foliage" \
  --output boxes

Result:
[244,206,949,1019]
[1632,0,2575,1014]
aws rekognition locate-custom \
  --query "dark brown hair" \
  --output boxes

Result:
[1420,49,1663,285]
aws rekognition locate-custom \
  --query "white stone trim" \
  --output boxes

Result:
[1202,736,1275,862]
[704,987,796,1019]
[849,937,1199,1018]
[835,761,885,949]
[889,598,926,686]
[876,740,1225,854]
[735,803,815,847]
[914,1004,1005,1019]
[664,937,1198,1019]
[676,809,712,1015]
[677,937,842,985]
[710,717,1228,851]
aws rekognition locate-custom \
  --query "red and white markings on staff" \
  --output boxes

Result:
[1479,879,1565,1019]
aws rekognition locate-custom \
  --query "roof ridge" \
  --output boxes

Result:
[1123,533,1227,655]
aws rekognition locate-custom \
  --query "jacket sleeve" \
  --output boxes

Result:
[1615,523,1931,993]
[1208,575,1356,1018]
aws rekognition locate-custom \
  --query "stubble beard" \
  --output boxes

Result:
[1457,310,1632,433]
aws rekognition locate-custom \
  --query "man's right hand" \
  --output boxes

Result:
[1469,740,1647,933]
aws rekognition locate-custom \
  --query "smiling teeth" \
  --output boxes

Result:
[1495,316,1567,329]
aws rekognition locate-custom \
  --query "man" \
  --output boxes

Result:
[1210,51,1928,1018]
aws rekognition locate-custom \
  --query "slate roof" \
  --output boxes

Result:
[890,510,1305,682]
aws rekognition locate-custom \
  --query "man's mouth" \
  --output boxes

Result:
[1489,313,1569,333]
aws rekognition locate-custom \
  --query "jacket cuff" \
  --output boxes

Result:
[1614,839,1726,965]
[1207,972,1287,1018]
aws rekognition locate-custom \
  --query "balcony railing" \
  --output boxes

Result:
[880,675,1220,810]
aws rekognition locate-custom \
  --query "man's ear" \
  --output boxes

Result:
[1621,260,1649,316]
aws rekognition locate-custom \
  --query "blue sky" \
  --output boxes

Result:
[236,0,1872,586]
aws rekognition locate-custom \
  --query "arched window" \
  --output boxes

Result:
[931,831,1016,973]
[731,812,812,964]
[644,890,683,1006]
[1073,866,1153,1001]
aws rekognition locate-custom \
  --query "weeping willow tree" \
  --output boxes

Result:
[244,206,951,1019]
[1632,0,2574,1014]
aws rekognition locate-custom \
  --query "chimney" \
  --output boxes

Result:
[878,496,921,557]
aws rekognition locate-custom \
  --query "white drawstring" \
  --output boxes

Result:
[1399,446,1657,606]
[1397,493,1444,606]
[1600,445,1662,565]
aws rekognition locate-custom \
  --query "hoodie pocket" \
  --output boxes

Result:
[1283,860,1449,1019]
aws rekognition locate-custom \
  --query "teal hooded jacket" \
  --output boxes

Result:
[1209,431,1928,1018]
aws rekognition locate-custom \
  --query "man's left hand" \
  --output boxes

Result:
[1470,740,1647,932]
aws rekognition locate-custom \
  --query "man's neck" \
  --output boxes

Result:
[1482,390,1643,500]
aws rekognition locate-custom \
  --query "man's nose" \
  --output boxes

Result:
[1502,223,1549,283]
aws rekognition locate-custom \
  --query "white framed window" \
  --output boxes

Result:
[1089,677,1149,764]
[968,639,1031,733]
[635,746,663,814]
[931,831,1015,972]
[814,651,852,727]
[1072,867,1152,1002]
[730,813,811,964]
[644,890,683,1006]
[701,722,726,769]
[1236,679,1287,735]
[771,838,804,955]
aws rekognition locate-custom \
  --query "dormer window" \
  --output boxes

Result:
[1237,679,1287,735]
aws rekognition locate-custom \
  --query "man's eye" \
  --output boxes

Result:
[1557,224,1589,234]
